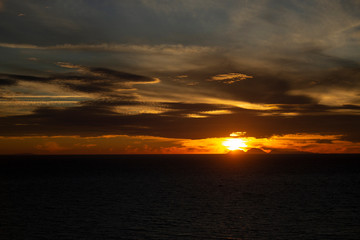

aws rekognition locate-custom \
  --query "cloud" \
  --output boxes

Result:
[157,102,236,118]
[89,67,160,84]
[56,62,82,69]
[0,64,161,117]
[55,62,161,85]
[287,66,360,106]
[1,64,159,94]
[0,42,215,55]
[0,99,359,144]
[205,73,315,104]
[290,88,360,107]
[1,61,359,142]
[0,73,48,83]
[242,133,360,153]
[0,43,42,49]
[0,78,17,86]
[209,73,253,84]
[230,132,246,137]
[36,141,68,152]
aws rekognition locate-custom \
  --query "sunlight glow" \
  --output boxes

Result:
[222,138,247,151]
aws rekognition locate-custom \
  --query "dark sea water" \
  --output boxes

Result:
[1,154,360,240]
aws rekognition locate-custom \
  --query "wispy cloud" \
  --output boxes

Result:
[290,87,360,106]
[209,73,253,84]
[1,63,160,94]
[0,42,215,55]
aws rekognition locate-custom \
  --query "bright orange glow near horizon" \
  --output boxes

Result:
[0,133,359,155]
[222,138,247,151]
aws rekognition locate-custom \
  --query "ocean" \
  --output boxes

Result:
[1,154,359,239]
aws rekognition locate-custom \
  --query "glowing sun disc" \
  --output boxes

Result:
[222,138,247,151]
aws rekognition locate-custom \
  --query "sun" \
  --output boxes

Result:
[222,138,247,151]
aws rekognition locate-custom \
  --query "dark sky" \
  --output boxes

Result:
[1,0,360,154]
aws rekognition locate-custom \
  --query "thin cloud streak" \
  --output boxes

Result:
[0,42,215,54]
[209,73,253,84]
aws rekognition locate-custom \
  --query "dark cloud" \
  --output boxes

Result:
[1,64,359,141]
[314,66,360,88]
[160,102,232,116]
[1,101,359,142]
[62,82,114,93]
[266,103,360,115]
[1,63,359,143]
[202,73,315,104]
[0,73,49,83]
[0,67,157,93]
[83,97,140,107]
[316,139,334,144]
[89,67,155,82]
[0,78,16,86]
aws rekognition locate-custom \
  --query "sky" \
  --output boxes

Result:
[1,0,360,154]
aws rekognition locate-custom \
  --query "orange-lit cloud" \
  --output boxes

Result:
[230,132,247,137]
[185,110,233,119]
[36,142,68,152]
[0,133,359,155]
[209,73,253,84]
[241,134,359,153]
